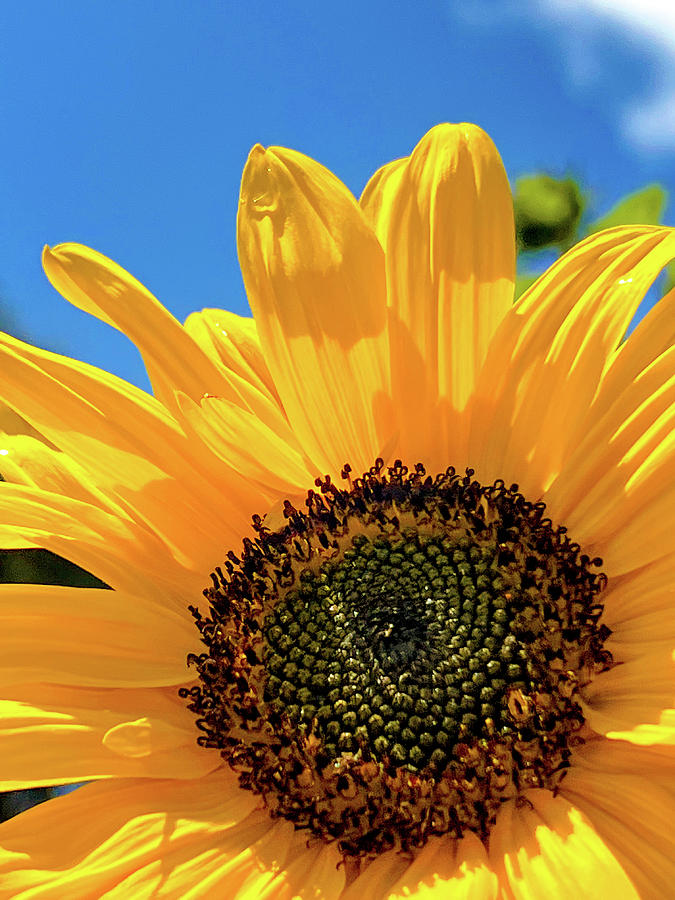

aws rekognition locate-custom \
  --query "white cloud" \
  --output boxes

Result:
[455,0,675,152]
[546,0,675,53]
[542,0,675,151]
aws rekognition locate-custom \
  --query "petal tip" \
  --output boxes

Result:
[417,121,500,158]
[41,243,60,279]
[240,143,280,215]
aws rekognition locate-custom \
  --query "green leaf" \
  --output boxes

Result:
[513,174,585,252]
[585,184,667,236]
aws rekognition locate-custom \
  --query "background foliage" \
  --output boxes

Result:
[514,174,672,298]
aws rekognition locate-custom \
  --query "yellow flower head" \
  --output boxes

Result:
[0,124,673,898]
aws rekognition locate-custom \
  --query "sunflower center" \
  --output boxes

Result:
[181,461,612,859]
[264,531,538,773]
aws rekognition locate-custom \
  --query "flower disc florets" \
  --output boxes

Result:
[181,461,613,859]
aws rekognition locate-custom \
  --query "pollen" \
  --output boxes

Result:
[181,461,613,859]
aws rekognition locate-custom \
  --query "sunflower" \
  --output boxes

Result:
[0,123,673,899]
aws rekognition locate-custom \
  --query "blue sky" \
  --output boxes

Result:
[2,0,674,391]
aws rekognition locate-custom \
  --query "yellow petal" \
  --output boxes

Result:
[0,482,197,601]
[106,819,318,900]
[238,143,392,476]
[183,308,281,405]
[0,684,217,789]
[489,790,639,899]
[586,434,674,575]
[469,226,675,498]
[606,613,675,663]
[44,243,292,449]
[0,332,258,569]
[258,839,343,900]
[543,346,674,532]
[342,833,498,900]
[387,831,497,899]
[586,557,675,741]
[0,770,261,896]
[43,244,231,407]
[181,309,305,467]
[562,739,675,899]
[582,648,675,746]
[361,123,515,465]
[0,775,340,900]
[601,554,674,628]
[359,156,407,233]
[0,432,121,515]
[177,393,313,494]
[340,852,409,900]
[598,283,675,410]
[102,716,189,759]
[0,583,194,688]
[568,735,675,776]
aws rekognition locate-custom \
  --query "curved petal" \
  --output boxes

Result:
[0,684,218,789]
[341,832,498,900]
[600,554,674,628]
[543,346,674,536]
[238,143,393,476]
[43,244,236,407]
[111,831,343,900]
[0,772,344,899]
[469,226,675,498]
[561,738,675,900]
[580,538,674,746]
[580,448,675,567]
[257,840,343,900]
[0,583,194,688]
[581,650,675,746]
[340,852,409,900]
[584,433,674,576]
[0,332,261,570]
[361,123,515,467]
[547,283,675,528]
[181,309,314,479]
[0,771,257,896]
[177,393,314,495]
[488,790,639,899]
[183,308,281,405]
[0,482,200,601]
[387,831,497,899]
[598,283,675,412]
[550,290,675,566]
[44,244,291,443]
[359,156,408,241]
[0,432,120,513]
